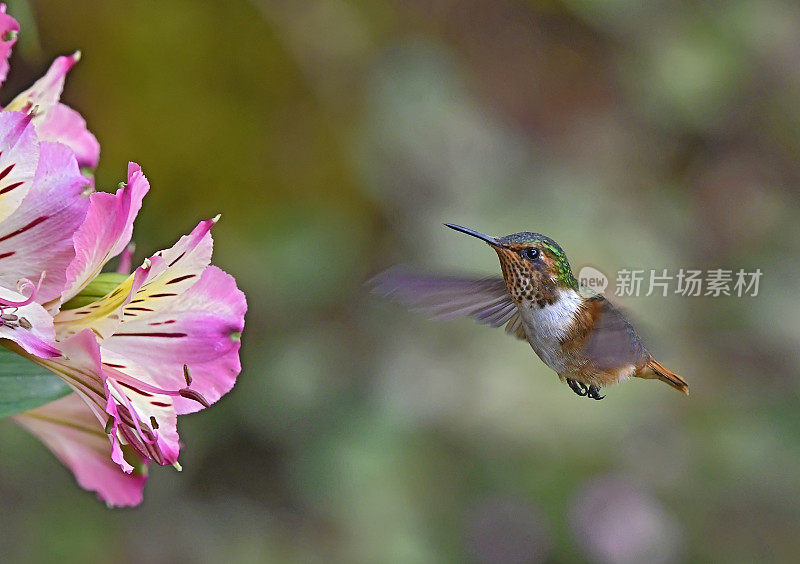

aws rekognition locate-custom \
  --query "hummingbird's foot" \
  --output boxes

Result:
[587,385,605,400]
[567,379,588,397]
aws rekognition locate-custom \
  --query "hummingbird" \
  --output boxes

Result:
[372,224,688,400]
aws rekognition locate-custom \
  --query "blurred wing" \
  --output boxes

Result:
[581,296,648,370]
[370,268,526,340]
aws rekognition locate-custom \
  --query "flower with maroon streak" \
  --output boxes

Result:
[0,6,246,507]
[0,0,96,358]
[14,164,246,506]
[0,110,90,359]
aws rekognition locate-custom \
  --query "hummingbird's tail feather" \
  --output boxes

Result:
[646,358,689,394]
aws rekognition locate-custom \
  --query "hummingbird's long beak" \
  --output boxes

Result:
[444,223,503,247]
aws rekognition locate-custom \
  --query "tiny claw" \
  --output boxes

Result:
[567,378,588,397]
[587,385,605,400]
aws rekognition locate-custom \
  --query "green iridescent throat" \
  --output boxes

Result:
[554,258,578,291]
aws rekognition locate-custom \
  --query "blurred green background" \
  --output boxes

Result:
[1,0,799,562]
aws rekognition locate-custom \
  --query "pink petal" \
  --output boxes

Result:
[4,52,100,170]
[102,265,246,414]
[130,216,216,296]
[61,163,149,302]
[0,4,19,88]
[13,393,147,507]
[0,111,38,223]
[35,328,108,424]
[44,330,181,469]
[0,285,59,358]
[102,356,180,466]
[0,142,90,304]
[36,103,100,169]
[5,52,79,114]
[145,216,217,282]
[56,217,214,340]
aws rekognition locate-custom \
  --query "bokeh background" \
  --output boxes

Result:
[1,0,799,562]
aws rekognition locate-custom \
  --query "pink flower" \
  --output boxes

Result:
[0,4,99,169]
[14,393,148,507]
[0,2,96,354]
[0,4,19,87]
[0,110,90,358]
[15,164,246,506]
[0,6,246,506]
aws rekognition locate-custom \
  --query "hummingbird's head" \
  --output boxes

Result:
[444,224,578,306]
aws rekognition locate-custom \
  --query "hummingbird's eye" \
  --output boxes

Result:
[521,248,540,261]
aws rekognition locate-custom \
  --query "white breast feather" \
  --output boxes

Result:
[519,288,583,372]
